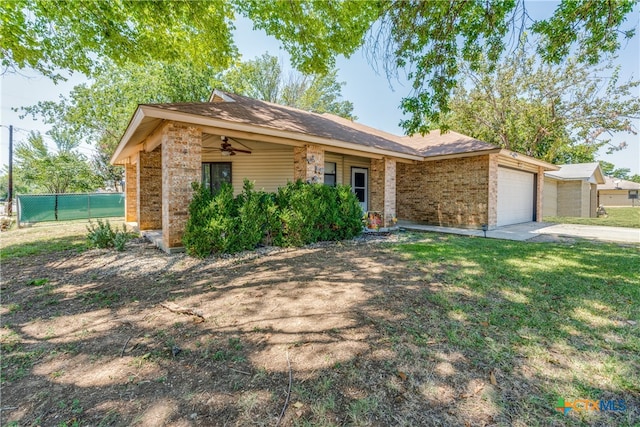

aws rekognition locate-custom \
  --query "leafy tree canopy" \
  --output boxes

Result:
[22,54,354,173]
[443,41,639,164]
[14,131,102,194]
[3,0,637,133]
[219,53,355,119]
[600,161,633,179]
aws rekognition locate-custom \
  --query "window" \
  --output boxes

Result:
[202,162,232,193]
[324,162,337,186]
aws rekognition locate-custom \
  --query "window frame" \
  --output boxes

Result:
[201,162,232,193]
[324,161,337,187]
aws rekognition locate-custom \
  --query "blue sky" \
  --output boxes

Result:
[1,3,639,174]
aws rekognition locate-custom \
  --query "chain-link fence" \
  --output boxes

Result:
[17,193,124,224]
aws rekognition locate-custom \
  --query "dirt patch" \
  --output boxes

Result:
[2,232,432,426]
[2,229,637,426]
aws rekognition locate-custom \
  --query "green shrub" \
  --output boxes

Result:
[183,179,363,257]
[87,219,132,251]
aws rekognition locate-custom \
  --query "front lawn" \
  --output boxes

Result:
[1,230,638,426]
[545,206,640,228]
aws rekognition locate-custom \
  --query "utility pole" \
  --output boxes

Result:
[7,125,13,216]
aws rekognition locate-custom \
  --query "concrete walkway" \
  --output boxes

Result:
[399,221,640,244]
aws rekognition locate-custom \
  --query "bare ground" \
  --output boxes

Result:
[1,224,637,426]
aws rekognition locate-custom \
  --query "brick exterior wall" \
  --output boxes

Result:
[370,158,396,227]
[293,144,325,183]
[161,122,202,249]
[136,146,162,230]
[536,166,544,222]
[487,154,499,228]
[557,180,584,217]
[125,163,137,223]
[397,155,490,228]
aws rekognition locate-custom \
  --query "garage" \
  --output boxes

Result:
[497,167,535,226]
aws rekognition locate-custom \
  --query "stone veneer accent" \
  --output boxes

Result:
[136,146,162,230]
[293,145,325,183]
[370,158,397,227]
[125,163,137,223]
[397,155,491,228]
[161,122,202,250]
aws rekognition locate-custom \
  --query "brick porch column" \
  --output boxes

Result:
[293,144,325,183]
[136,147,162,230]
[370,158,397,227]
[536,166,544,222]
[487,154,499,229]
[162,122,202,251]
[125,162,137,223]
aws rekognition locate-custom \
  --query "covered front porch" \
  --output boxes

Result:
[121,121,401,253]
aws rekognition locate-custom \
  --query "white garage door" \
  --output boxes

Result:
[497,167,535,226]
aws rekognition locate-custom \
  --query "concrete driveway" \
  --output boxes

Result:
[500,222,640,244]
[399,221,640,244]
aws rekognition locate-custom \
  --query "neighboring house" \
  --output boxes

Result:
[598,177,640,207]
[110,90,556,252]
[543,163,605,218]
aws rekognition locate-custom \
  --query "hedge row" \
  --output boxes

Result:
[183,180,363,257]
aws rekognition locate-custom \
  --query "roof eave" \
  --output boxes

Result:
[135,106,424,161]
[110,107,146,165]
[498,149,559,170]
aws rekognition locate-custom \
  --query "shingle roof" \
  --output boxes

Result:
[112,89,556,170]
[146,91,502,159]
[599,176,640,190]
[399,130,498,157]
[144,92,421,156]
[545,163,605,183]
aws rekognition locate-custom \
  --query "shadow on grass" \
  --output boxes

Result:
[1,233,638,426]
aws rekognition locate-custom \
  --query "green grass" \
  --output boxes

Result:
[545,206,640,228]
[0,218,126,260]
[389,234,639,425]
[0,235,87,260]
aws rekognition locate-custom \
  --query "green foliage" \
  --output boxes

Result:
[183,180,363,257]
[220,53,355,119]
[0,0,236,80]
[26,278,49,287]
[242,1,637,134]
[445,41,639,163]
[87,219,131,251]
[4,2,637,134]
[22,60,223,158]
[600,161,632,179]
[273,181,363,247]
[14,131,102,194]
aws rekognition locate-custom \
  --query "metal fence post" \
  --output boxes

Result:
[88,194,91,220]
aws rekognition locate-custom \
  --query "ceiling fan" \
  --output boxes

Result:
[205,136,252,156]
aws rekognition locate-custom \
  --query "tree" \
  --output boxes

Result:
[629,174,640,183]
[3,1,637,133]
[0,0,237,80]
[241,0,638,134]
[443,42,640,164]
[600,161,632,179]
[23,54,355,165]
[219,53,355,119]
[14,131,102,194]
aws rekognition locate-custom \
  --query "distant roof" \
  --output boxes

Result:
[598,176,640,190]
[545,163,605,184]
